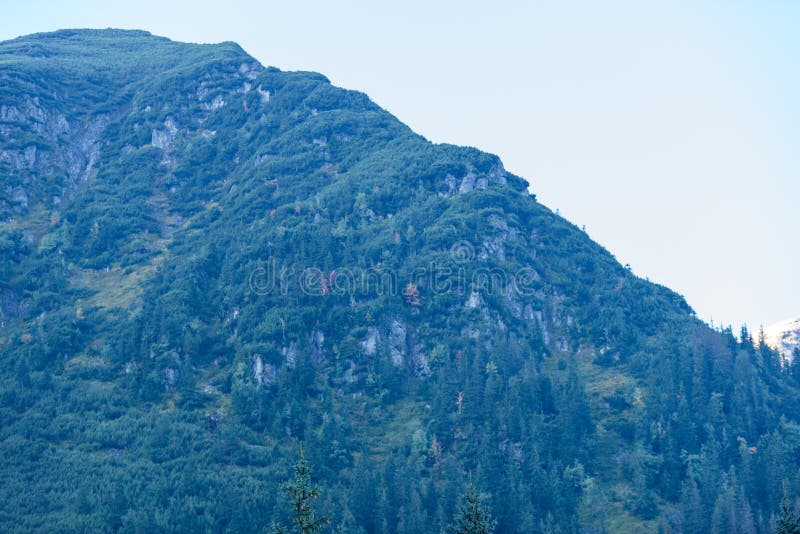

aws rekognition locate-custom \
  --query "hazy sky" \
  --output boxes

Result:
[2,1,797,330]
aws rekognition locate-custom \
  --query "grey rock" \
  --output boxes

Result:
[362,327,379,356]
[389,320,407,367]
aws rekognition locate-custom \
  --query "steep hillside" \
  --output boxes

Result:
[1,30,800,533]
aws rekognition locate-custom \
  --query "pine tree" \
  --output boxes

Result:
[450,479,496,534]
[274,448,330,534]
[776,484,800,534]
[790,348,800,382]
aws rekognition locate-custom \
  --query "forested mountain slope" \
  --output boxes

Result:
[1,29,799,533]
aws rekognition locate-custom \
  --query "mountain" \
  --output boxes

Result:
[764,317,800,361]
[1,29,800,533]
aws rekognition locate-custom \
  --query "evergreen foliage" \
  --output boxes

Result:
[274,448,330,534]
[450,479,496,534]
[776,485,800,534]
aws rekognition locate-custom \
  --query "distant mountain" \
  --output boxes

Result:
[1,29,800,533]
[764,316,800,361]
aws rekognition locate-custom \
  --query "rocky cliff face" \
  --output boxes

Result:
[0,96,107,218]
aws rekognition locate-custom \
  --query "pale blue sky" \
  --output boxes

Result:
[2,0,797,331]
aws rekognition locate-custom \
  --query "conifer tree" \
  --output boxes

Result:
[776,484,800,534]
[450,479,496,534]
[274,448,330,534]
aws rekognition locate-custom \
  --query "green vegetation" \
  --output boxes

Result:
[274,449,330,534]
[775,486,800,534]
[1,29,800,533]
[450,479,496,534]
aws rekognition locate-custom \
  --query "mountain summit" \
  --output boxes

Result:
[1,29,799,533]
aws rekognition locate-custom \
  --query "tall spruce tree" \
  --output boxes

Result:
[776,485,800,534]
[274,448,330,534]
[450,480,496,534]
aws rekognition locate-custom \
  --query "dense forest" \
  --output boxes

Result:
[2,29,800,532]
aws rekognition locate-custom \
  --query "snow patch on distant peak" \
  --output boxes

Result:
[763,316,800,361]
